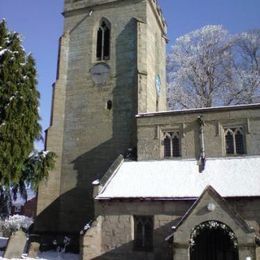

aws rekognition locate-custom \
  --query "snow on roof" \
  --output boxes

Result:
[136,103,260,118]
[96,156,260,200]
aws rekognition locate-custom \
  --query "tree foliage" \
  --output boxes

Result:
[167,25,260,109]
[0,20,56,217]
[231,30,260,104]
[0,19,41,185]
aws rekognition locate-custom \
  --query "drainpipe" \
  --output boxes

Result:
[198,115,206,172]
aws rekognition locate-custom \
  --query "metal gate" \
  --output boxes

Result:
[190,227,238,260]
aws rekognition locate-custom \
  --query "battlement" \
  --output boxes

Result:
[64,0,167,32]
[64,0,117,13]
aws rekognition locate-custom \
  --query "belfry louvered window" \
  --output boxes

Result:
[224,127,245,155]
[163,131,181,158]
[96,18,110,61]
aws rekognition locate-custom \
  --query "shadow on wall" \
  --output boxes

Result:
[34,18,138,248]
[86,219,181,260]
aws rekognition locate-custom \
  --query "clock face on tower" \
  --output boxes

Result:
[90,63,110,86]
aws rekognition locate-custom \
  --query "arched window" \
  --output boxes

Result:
[96,18,110,61]
[134,216,153,251]
[224,127,245,155]
[163,131,181,158]
[164,134,171,157]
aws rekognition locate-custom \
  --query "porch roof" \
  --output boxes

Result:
[96,156,260,200]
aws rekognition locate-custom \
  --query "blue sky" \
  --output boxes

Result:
[1,0,260,149]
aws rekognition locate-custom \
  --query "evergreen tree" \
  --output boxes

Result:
[0,20,56,218]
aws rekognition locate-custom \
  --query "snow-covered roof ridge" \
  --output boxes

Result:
[136,103,260,118]
[96,156,260,200]
[99,154,124,187]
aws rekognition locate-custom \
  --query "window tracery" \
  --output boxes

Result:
[224,127,245,155]
[96,18,110,61]
[163,131,181,158]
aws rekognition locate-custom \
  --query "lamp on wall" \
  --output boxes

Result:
[207,202,216,212]
[246,257,252,260]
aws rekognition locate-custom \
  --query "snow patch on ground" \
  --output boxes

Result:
[0,251,79,260]
[1,237,79,259]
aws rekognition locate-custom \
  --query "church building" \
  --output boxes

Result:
[35,0,260,259]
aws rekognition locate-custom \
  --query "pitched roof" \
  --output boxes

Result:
[175,186,253,232]
[136,103,260,118]
[165,186,254,241]
[96,156,260,200]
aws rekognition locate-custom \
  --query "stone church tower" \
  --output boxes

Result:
[36,0,167,236]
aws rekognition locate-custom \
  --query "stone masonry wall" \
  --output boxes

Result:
[58,0,145,233]
[173,194,259,260]
[82,198,260,259]
[37,0,168,234]
[82,200,192,259]
[36,34,70,232]
[146,1,167,112]
[137,106,260,160]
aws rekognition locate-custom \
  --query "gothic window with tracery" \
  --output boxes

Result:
[134,216,153,251]
[163,131,181,158]
[96,18,110,61]
[224,127,245,155]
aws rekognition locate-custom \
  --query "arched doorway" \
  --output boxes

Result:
[190,221,239,260]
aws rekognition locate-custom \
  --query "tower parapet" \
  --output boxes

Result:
[64,0,167,34]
